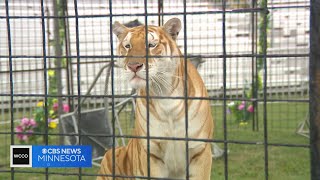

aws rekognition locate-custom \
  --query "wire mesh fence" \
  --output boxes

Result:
[0,0,315,179]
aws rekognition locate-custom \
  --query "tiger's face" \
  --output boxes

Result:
[113,18,182,93]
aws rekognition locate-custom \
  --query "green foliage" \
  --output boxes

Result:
[15,99,60,145]
[257,0,270,71]
[228,82,255,125]
[228,100,254,125]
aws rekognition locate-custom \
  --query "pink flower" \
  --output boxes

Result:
[16,125,25,141]
[16,134,24,141]
[247,105,254,113]
[20,134,28,141]
[16,118,37,142]
[238,101,246,110]
[22,136,28,141]
[15,125,23,133]
[29,119,37,127]
[63,104,70,113]
[20,118,37,127]
[16,129,29,141]
[21,118,30,126]
[53,103,59,111]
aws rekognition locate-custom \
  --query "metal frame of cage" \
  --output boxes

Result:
[1,0,319,179]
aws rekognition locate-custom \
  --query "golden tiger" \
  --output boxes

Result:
[97,18,214,180]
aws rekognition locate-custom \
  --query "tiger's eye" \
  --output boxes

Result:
[148,43,156,48]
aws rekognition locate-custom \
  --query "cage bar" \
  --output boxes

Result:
[309,0,320,179]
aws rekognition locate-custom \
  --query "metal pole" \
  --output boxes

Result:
[310,0,320,179]
[63,0,74,112]
[158,0,163,26]
[251,0,258,131]
[53,0,65,144]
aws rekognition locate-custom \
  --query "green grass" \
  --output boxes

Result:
[0,102,310,179]
[211,102,310,180]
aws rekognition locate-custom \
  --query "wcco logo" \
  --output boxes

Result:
[13,154,29,158]
[10,145,32,167]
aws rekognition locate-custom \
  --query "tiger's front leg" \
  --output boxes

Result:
[189,143,212,180]
[149,156,170,178]
[148,143,212,180]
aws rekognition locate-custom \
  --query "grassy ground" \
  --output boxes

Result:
[0,101,310,179]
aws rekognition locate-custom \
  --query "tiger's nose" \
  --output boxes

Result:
[127,62,143,72]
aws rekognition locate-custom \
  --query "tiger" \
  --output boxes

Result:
[97,18,214,180]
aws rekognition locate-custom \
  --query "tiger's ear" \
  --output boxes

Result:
[113,21,128,40]
[163,18,181,41]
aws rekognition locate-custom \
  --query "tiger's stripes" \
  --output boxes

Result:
[98,18,214,180]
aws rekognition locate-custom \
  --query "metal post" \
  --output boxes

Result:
[62,0,74,112]
[251,0,258,131]
[310,0,320,179]
[53,0,65,144]
[158,0,163,26]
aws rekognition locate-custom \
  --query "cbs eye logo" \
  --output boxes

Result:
[10,145,32,167]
